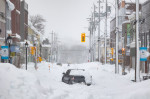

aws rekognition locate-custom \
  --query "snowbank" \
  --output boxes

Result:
[1,62,150,99]
[0,63,48,99]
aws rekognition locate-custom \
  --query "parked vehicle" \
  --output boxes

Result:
[57,63,62,66]
[62,69,92,86]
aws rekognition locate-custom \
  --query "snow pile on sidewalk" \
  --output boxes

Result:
[0,63,49,99]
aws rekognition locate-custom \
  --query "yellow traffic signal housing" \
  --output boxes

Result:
[37,57,42,62]
[81,33,85,42]
[122,48,125,55]
[30,47,36,55]
[111,48,114,55]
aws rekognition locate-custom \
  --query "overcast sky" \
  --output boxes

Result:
[25,0,98,47]
[25,0,146,47]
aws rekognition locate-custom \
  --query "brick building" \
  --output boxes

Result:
[20,0,28,41]
[10,0,21,43]
[0,0,6,46]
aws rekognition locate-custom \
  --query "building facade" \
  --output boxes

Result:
[20,0,28,41]
[110,0,137,66]
[10,0,21,43]
[0,0,6,46]
[140,0,150,73]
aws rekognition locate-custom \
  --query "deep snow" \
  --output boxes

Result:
[0,62,150,99]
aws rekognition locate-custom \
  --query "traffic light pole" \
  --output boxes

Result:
[93,4,96,62]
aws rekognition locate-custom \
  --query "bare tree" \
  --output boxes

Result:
[29,14,46,34]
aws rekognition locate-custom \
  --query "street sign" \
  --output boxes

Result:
[140,47,148,61]
[1,46,9,59]
[10,52,16,57]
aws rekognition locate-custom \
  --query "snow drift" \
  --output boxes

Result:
[0,62,150,99]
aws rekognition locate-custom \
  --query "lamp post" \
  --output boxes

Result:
[34,40,38,70]
[25,41,28,70]
[0,29,1,34]
[6,35,12,63]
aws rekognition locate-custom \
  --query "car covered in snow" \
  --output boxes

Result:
[62,69,92,86]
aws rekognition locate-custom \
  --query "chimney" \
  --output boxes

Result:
[121,0,125,8]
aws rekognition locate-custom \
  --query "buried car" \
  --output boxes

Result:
[62,69,92,86]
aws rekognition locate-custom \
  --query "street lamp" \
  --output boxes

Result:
[25,41,28,70]
[7,35,12,63]
[34,40,38,70]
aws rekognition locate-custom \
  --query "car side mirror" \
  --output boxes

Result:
[62,72,65,75]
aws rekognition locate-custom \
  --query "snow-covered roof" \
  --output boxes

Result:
[20,40,33,47]
[122,20,130,24]
[125,0,148,4]
[7,30,12,35]
[130,41,135,48]
[28,21,41,36]
[11,33,21,40]
[16,9,20,15]
[28,20,48,44]
[6,0,15,11]
[42,44,51,48]
[0,37,5,40]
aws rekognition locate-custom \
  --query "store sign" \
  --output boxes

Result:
[140,47,149,61]
[1,46,9,59]
[10,52,16,57]
[10,46,20,53]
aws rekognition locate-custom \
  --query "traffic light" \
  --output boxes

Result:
[81,33,85,42]
[111,48,114,55]
[30,47,36,55]
[122,48,125,55]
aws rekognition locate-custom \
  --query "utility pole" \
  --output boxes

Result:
[135,0,140,82]
[93,4,96,62]
[54,33,56,62]
[89,22,92,62]
[91,11,94,62]
[51,31,54,63]
[55,34,58,63]
[115,0,119,73]
[98,0,101,62]
[104,0,107,64]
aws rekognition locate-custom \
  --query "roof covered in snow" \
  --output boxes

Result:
[6,0,15,11]
[125,0,148,4]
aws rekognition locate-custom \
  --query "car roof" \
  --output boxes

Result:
[68,69,85,71]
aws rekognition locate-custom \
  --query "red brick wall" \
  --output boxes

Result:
[25,10,28,40]
[10,0,20,42]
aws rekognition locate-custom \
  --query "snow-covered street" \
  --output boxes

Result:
[0,62,150,99]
